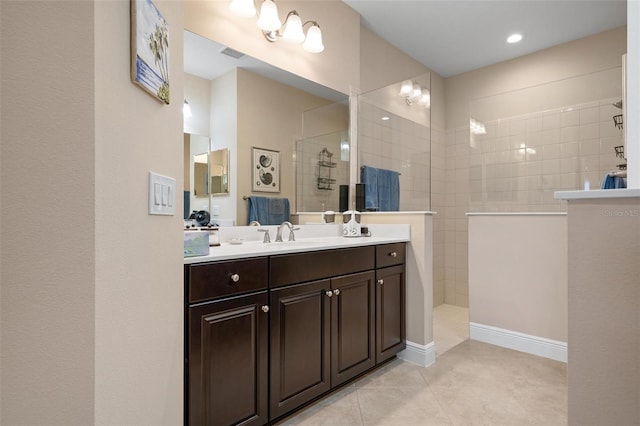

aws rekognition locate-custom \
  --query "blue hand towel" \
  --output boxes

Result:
[247,196,290,225]
[377,168,400,211]
[361,166,379,211]
[361,166,400,211]
[602,175,627,190]
[602,175,616,189]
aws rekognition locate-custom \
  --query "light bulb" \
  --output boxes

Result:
[411,83,422,99]
[256,0,282,32]
[399,80,413,96]
[302,23,324,53]
[281,11,304,43]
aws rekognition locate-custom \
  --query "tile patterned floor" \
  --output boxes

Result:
[277,305,567,426]
[433,304,469,356]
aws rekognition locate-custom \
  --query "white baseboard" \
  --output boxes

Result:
[397,340,436,367]
[469,322,567,363]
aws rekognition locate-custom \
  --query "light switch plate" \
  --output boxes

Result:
[148,171,176,215]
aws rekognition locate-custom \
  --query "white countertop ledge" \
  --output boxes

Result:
[184,224,410,264]
[555,188,640,200]
[466,212,567,216]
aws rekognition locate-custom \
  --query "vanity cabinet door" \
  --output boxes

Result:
[330,271,376,387]
[187,291,268,426]
[375,264,406,364]
[269,280,331,420]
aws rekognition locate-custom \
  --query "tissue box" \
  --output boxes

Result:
[184,231,210,257]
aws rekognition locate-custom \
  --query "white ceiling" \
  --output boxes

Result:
[343,0,627,77]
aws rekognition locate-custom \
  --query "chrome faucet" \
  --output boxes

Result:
[275,221,299,242]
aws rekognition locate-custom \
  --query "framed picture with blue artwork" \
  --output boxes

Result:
[131,0,170,104]
[252,147,280,193]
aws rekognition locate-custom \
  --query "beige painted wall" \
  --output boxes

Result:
[236,68,335,225]
[184,72,212,136]
[468,214,568,342]
[1,0,184,424]
[1,1,95,423]
[565,197,640,426]
[94,0,184,424]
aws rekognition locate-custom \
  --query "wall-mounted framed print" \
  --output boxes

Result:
[131,0,170,104]
[252,147,280,193]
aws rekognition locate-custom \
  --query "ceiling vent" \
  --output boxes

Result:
[219,46,245,59]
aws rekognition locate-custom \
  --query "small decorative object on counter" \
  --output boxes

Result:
[204,226,220,246]
[184,231,210,257]
[361,226,371,237]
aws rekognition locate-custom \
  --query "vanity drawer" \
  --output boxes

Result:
[270,246,375,288]
[376,243,406,268]
[186,257,268,303]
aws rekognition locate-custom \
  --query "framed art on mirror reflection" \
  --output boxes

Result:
[252,147,280,193]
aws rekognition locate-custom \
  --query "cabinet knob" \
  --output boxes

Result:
[389,251,397,258]
[230,273,240,283]
[334,289,340,296]
[377,279,384,285]
[261,305,269,313]
[325,290,333,297]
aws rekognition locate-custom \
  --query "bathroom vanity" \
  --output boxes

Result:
[184,227,408,425]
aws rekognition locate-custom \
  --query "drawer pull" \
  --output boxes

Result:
[377,279,384,285]
[334,289,341,296]
[389,251,397,258]
[261,305,269,313]
[325,290,333,297]
[230,273,240,283]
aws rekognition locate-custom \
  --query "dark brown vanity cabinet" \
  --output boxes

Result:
[375,244,406,364]
[185,243,406,425]
[185,258,269,426]
[269,247,376,420]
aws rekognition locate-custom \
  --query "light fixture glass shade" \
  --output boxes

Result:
[399,80,413,96]
[411,83,422,99]
[302,24,324,53]
[256,0,282,32]
[183,100,192,118]
[229,0,256,18]
[282,12,305,43]
[418,91,431,107]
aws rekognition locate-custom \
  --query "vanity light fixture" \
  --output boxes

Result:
[229,0,324,53]
[399,79,430,108]
[183,99,192,118]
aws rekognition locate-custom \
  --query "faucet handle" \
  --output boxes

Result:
[257,228,271,243]
[288,226,300,241]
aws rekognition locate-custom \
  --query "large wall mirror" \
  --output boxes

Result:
[184,30,349,225]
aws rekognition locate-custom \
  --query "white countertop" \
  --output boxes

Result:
[184,224,411,264]
[555,188,640,200]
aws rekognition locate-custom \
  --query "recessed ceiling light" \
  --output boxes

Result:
[507,33,523,44]
[381,116,390,121]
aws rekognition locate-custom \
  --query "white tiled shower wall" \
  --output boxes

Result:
[358,101,431,212]
[469,97,624,212]
[444,97,624,306]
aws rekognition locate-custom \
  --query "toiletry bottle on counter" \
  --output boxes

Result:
[204,226,220,246]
